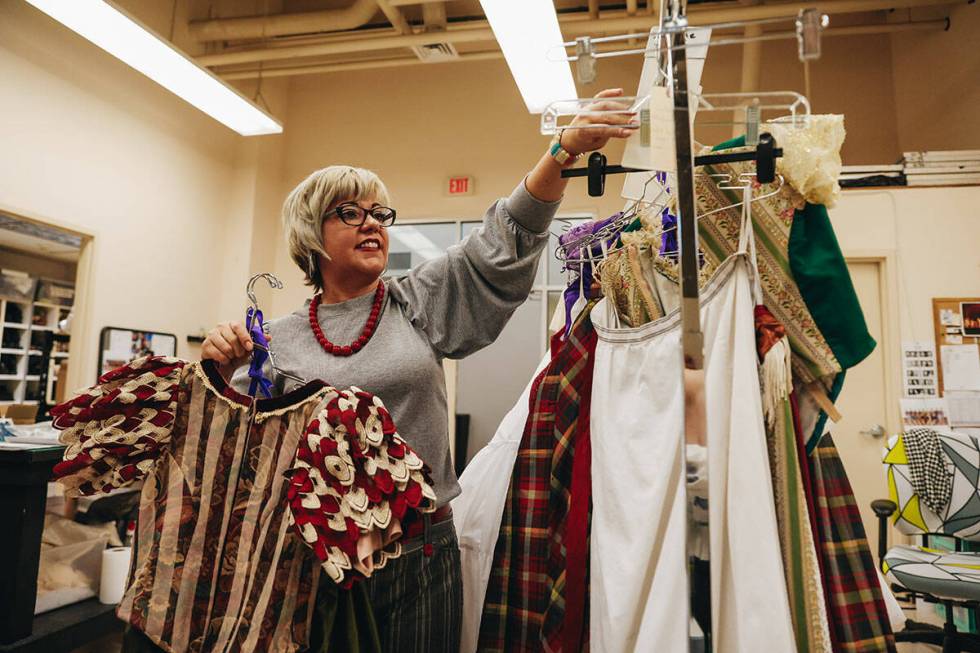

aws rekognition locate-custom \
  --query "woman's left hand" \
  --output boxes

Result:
[560,88,637,156]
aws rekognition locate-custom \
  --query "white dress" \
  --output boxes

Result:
[589,215,797,652]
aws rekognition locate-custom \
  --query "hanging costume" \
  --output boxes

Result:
[51,356,436,653]
[477,308,600,652]
[589,207,797,653]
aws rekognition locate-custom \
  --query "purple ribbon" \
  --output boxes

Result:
[245,307,275,398]
[559,213,624,338]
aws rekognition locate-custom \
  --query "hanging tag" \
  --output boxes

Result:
[648,86,676,173]
[745,100,760,146]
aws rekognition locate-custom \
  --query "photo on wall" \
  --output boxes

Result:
[962,302,980,337]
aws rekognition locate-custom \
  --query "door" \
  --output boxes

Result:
[828,259,898,548]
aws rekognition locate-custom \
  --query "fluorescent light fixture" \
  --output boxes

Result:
[479,0,577,114]
[23,0,282,136]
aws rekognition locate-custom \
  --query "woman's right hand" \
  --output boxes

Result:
[201,322,257,375]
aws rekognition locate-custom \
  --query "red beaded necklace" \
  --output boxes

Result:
[308,281,385,356]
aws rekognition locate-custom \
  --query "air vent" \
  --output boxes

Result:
[411,42,460,63]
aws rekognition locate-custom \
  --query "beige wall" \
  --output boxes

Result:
[260,27,919,314]
[891,3,980,154]
[3,0,977,390]
[832,186,980,345]
[0,1,266,387]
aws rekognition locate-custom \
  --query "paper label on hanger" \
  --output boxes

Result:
[647,87,677,173]
[621,28,711,198]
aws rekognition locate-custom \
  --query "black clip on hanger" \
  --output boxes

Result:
[564,132,783,197]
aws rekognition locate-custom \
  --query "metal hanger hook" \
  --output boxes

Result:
[246,272,284,311]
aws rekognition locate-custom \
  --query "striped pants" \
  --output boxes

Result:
[360,517,462,653]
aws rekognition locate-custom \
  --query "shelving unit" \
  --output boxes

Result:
[0,293,72,406]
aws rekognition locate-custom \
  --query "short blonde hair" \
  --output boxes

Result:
[282,165,391,291]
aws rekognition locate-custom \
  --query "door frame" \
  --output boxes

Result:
[0,202,97,397]
[842,250,902,436]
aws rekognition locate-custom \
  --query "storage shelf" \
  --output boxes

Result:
[2,285,73,407]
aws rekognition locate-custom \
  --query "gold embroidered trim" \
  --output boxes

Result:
[190,362,249,411]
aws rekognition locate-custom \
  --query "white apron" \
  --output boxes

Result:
[589,211,796,652]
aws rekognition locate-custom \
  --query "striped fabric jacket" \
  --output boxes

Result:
[52,356,435,653]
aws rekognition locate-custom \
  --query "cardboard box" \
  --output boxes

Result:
[0,402,39,425]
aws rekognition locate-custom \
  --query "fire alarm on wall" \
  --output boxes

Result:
[447,176,474,196]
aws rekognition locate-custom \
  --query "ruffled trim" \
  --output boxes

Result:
[765,114,845,207]
[51,356,185,497]
[191,362,250,412]
[285,386,437,588]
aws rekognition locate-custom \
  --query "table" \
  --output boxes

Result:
[0,443,123,652]
[0,599,120,653]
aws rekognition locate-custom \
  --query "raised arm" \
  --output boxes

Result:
[387,89,635,359]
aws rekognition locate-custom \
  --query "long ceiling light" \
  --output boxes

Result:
[23,0,282,136]
[478,0,577,114]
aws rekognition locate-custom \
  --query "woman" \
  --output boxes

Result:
[201,88,634,652]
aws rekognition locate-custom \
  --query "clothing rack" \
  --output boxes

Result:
[549,3,829,650]
[559,134,782,197]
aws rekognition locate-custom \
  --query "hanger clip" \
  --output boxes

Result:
[755,132,776,184]
[588,151,608,197]
[575,36,597,84]
[796,9,828,62]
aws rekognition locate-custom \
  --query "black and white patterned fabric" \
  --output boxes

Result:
[904,427,952,515]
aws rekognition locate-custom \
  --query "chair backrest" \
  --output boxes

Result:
[883,429,980,539]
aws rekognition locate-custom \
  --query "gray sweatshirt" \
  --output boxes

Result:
[232,181,560,506]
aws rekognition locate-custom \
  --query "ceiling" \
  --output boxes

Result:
[181,0,959,82]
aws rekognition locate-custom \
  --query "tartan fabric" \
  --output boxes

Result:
[757,308,833,652]
[542,308,598,653]
[478,307,597,652]
[810,434,897,653]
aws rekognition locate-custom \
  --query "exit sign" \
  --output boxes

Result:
[447,175,474,196]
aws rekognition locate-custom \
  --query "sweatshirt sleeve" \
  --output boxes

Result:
[386,180,561,360]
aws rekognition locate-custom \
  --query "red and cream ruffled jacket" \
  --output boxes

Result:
[51,355,436,653]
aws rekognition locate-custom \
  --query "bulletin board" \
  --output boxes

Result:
[932,297,980,397]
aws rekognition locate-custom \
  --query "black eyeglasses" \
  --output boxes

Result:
[330,202,397,228]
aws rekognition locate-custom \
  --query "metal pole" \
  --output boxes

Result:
[668,12,713,651]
